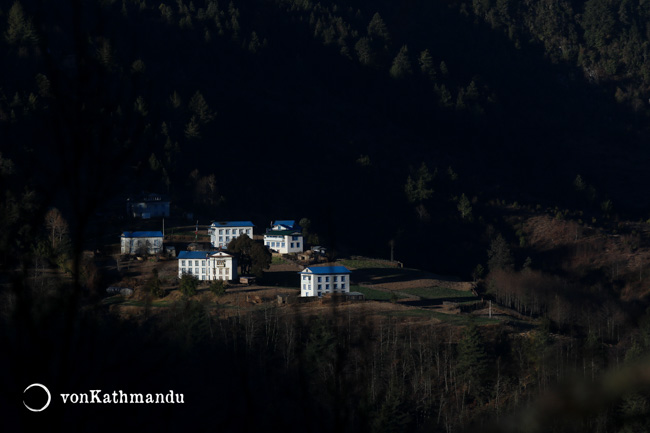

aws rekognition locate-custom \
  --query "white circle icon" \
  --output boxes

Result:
[23,383,51,412]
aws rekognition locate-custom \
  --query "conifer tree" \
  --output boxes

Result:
[418,49,434,78]
[5,2,37,45]
[367,12,389,41]
[456,324,489,399]
[389,45,412,79]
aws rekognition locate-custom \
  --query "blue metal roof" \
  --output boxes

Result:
[210,221,255,227]
[122,231,163,238]
[273,220,296,228]
[178,251,212,259]
[299,266,351,275]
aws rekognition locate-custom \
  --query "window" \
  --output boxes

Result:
[188,269,192,274]
[334,284,338,289]
[317,277,322,283]
[340,276,346,282]
[290,243,294,248]
[195,268,199,274]
[341,283,346,290]
[219,236,223,242]
[325,276,330,282]
[317,292,322,297]
[226,229,230,234]
[246,229,251,234]
[297,242,300,248]
[302,284,306,290]
[326,284,330,290]
[334,276,338,282]
[202,268,206,274]
[219,268,223,275]
[225,268,229,275]
[219,229,223,235]
[281,242,285,248]
[194,260,199,266]
[318,284,322,290]
[292,236,299,241]
[181,260,186,266]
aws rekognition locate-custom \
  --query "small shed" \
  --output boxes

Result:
[106,286,134,296]
[345,292,365,301]
[240,276,256,285]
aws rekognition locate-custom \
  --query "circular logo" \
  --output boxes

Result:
[23,383,51,412]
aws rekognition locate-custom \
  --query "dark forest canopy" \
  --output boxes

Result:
[2,0,650,277]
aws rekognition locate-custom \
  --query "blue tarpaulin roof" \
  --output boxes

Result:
[299,266,351,275]
[122,231,163,238]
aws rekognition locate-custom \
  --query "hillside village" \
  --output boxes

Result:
[103,192,497,325]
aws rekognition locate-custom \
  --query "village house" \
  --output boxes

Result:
[209,221,254,248]
[126,192,170,219]
[178,251,238,281]
[121,231,164,255]
[264,220,303,254]
[299,266,351,297]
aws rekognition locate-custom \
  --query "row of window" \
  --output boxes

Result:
[217,228,251,235]
[181,260,206,267]
[302,283,346,291]
[302,290,346,297]
[302,275,346,283]
[265,241,301,249]
[180,269,229,276]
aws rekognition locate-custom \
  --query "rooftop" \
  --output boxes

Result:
[122,231,163,238]
[127,192,170,202]
[210,221,255,228]
[299,266,351,275]
[178,251,234,259]
[273,220,297,228]
[265,230,301,236]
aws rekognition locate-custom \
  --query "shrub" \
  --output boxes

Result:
[180,274,198,297]
[209,280,227,296]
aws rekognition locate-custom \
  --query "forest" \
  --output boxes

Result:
[3,0,650,431]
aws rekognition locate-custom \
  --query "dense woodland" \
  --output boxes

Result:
[4,0,650,431]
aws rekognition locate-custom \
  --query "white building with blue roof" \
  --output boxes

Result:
[264,220,303,254]
[299,266,351,297]
[209,221,254,248]
[178,251,238,281]
[121,231,164,255]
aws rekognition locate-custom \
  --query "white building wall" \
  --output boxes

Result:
[264,234,303,254]
[178,253,238,281]
[300,272,350,297]
[121,237,163,254]
[210,225,254,248]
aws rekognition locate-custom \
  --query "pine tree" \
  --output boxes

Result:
[457,193,472,220]
[5,2,37,45]
[405,163,433,204]
[184,115,201,139]
[389,45,412,79]
[487,234,513,271]
[456,324,489,399]
[418,49,434,78]
[367,12,389,41]
[355,37,373,66]
[188,91,214,123]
